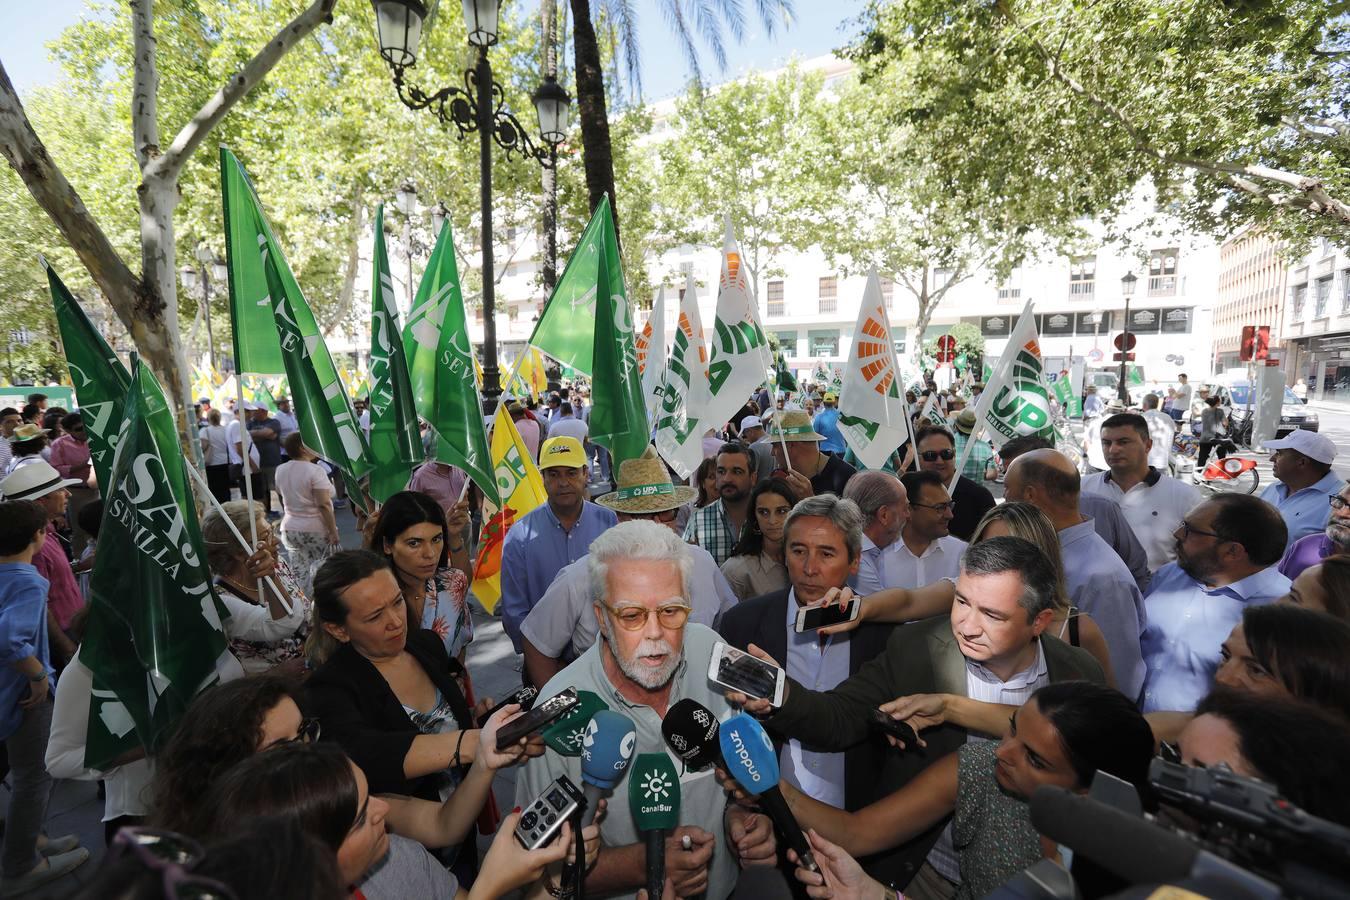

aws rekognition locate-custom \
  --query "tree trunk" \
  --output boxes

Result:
[569,0,621,251]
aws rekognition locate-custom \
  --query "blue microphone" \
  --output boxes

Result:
[718,712,818,873]
[579,709,638,826]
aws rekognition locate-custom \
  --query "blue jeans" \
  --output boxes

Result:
[2,698,53,877]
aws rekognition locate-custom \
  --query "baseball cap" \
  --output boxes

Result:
[538,436,587,469]
[1264,430,1337,465]
[740,415,763,432]
[823,392,838,404]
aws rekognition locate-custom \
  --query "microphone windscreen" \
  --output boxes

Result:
[628,752,682,832]
[542,690,608,756]
[580,709,637,790]
[661,698,722,769]
[718,712,780,796]
[1029,785,1197,884]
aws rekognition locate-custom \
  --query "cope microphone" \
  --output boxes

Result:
[542,690,609,757]
[629,753,681,900]
[718,712,819,874]
[661,698,724,769]
[578,709,638,827]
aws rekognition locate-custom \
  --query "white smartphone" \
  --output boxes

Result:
[708,641,787,707]
[794,598,861,633]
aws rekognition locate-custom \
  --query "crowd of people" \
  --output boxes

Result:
[0,373,1346,899]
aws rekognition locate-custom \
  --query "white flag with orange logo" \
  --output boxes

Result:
[704,216,771,434]
[838,270,911,469]
[654,276,712,478]
[637,286,668,423]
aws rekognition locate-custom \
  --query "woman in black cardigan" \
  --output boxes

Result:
[306,550,542,804]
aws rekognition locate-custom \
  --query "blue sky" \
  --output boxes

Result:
[0,0,865,101]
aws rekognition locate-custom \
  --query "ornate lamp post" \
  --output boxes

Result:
[1117,272,1138,404]
[180,244,227,372]
[370,0,571,410]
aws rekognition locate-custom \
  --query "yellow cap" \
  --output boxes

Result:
[539,436,587,469]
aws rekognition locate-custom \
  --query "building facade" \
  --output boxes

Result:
[1213,228,1287,374]
[1280,239,1350,404]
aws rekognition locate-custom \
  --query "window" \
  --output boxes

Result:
[818,277,838,314]
[775,332,797,356]
[880,276,894,309]
[767,280,785,317]
[475,306,484,324]
[1069,256,1095,296]
[1292,283,1307,318]
[679,261,694,279]
[810,330,839,357]
[1315,276,1332,318]
[1149,248,1179,297]
[508,305,520,322]
[997,285,1021,302]
[1342,270,1350,314]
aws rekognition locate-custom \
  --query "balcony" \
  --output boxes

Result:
[1069,281,1095,297]
[1148,275,1177,297]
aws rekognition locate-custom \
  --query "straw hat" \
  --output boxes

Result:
[954,409,977,435]
[595,447,698,513]
[10,423,44,443]
[765,410,825,443]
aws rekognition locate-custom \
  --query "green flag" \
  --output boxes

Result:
[774,347,798,394]
[221,149,371,503]
[402,220,498,504]
[367,205,423,502]
[532,197,649,468]
[44,258,130,494]
[1051,373,1083,418]
[1128,365,1145,386]
[81,360,230,769]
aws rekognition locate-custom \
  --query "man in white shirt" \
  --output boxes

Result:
[843,471,909,595]
[1083,412,1202,571]
[1171,373,1193,424]
[273,396,299,444]
[548,402,588,442]
[861,469,965,591]
[1140,393,1176,472]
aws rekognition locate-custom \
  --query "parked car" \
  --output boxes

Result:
[1190,379,1318,442]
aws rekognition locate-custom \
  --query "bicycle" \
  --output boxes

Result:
[1172,433,1259,495]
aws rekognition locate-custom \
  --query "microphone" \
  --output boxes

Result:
[661,698,724,769]
[629,753,681,900]
[717,712,818,874]
[542,690,609,756]
[578,709,637,827]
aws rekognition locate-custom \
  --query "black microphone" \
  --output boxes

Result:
[661,698,725,769]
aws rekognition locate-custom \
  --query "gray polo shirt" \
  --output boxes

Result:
[514,624,742,900]
[520,545,736,657]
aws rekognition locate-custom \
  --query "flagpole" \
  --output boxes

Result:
[234,373,267,604]
[183,459,294,615]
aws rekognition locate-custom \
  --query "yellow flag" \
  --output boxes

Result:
[473,355,485,391]
[470,405,547,612]
[515,348,548,400]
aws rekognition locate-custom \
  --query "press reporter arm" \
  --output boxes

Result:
[402,729,481,779]
[819,581,956,637]
[792,829,889,900]
[522,638,563,691]
[879,694,1016,747]
[781,752,958,858]
[472,814,600,900]
[581,827,714,898]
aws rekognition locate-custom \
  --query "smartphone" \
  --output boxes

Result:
[479,685,539,727]
[868,707,918,748]
[794,598,861,633]
[708,641,787,707]
[515,774,586,850]
[495,687,579,751]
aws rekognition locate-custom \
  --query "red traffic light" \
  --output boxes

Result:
[1240,325,1270,362]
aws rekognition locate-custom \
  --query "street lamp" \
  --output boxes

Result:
[180,246,223,371]
[1117,272,1137,403]
[370,0,572,411]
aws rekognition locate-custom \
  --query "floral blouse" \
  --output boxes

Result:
[216,557,311,675]
[419,567,473,661]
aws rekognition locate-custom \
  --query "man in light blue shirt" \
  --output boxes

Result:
[500,437,617,652]
[843,471,908,596]
[1141,494,1290,712]
[1258,430,1341,549]
[812,394,846,455]
[1004,450,1147,699]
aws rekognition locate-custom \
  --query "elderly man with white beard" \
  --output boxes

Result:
[514,521,776,900]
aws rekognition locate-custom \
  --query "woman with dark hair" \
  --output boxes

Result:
[195,742,592,899]
[1280,554,1350,620]
[780,682,1154,900]
[720,478,797,600]
[1180,687,1350,827]
[366,490,473,665]
[694,457,718,509]
[1216,603,1350,721]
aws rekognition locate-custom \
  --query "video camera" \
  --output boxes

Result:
[991,757,1350,899]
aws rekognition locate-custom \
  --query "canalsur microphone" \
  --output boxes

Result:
[578,709,637,827]
[717,712,819,874]
[661,698,724,769]
[542,690,609,757]
[629,753,681,900]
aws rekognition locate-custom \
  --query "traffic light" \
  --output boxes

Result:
[1240,325,1271,362]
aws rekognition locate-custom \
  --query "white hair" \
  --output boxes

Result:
[588,520,693,607]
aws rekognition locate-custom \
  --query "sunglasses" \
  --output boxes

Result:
[920,449,956,462]
[107,827,238,900]
[603,603,692,631]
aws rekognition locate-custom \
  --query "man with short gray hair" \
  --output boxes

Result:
[516,520,777,900]
[718,494,896,811]
[843,471,909,595]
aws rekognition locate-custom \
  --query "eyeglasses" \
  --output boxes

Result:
[602,603,692,631]
[912,500,956,513]
[1330,495,1350,511]
[1179,520,1225,542]
[107,827,238,900]
[920,450,956,462]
